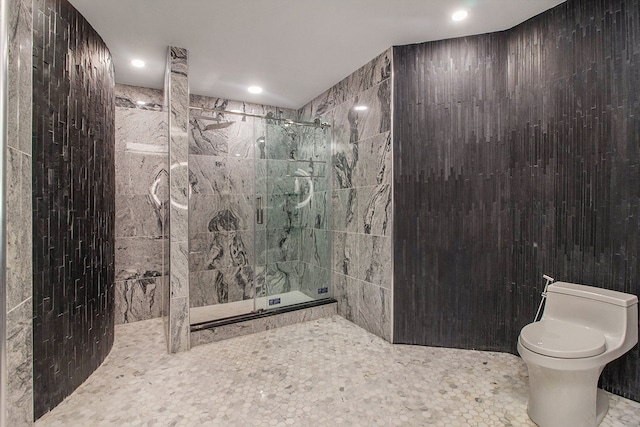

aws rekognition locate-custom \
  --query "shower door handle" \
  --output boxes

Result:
[256,197,264,224]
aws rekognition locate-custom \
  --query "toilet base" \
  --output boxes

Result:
[526,364,607,427]
[595,388,609,425]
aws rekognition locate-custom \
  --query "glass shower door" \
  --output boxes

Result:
[256,121,331,311]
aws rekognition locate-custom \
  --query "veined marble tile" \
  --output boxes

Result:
[252,300,335,333]
[332,81,391,152]
[115,194,165,238]
[7,0,32,155]
[301,47,391,119]
[265,261,301,295]
[115,237,164,280]
[169,296,190,353]
[354,131,391,188]
[115,84,164,110]
[299,190,328,230]
[301,228,329,268]
[170,241,189,298]
[265,193,301,229]
[189,230,253,271]
[333,273,359,322]
[189,269,222,307]
[294,125,328,163]
[115,278,163,324]
[189,194,253,235]
[359,184,391,236]
[170,130,189,164]
[331,188,358,233]
[332,231,359,278]
[342,48,392,104]
[189,267,254,307]
[189,155,228,195]
[358,234,392,288]
[227,157,254,195]
[122,151,169,197]
[356,282,391,342]
[299,264,329,298]
[115,107,167,152]
[6,148,31,310]
[254,159,267,197]
[265,227,301,262]
[265,123,298,160]
[189,116,228,156]
[255,264,266,297]
[6,298,33,426]
[227,120,256,159]
[189,94,297,118]
[332,118,357,190]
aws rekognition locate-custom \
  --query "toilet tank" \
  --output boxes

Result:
[543,282,638,337]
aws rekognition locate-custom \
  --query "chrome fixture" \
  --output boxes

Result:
[190,106,330,129]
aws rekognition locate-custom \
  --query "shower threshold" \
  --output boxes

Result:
[190,291,336,331]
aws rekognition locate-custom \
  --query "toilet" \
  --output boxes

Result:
[517,281,638,427]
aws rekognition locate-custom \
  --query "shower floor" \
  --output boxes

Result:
[189,290,315,325]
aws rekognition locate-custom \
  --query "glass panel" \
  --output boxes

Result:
[188,114,258,324]
[259,121,331,311]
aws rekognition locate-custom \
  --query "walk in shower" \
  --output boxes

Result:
[188,107,332,326]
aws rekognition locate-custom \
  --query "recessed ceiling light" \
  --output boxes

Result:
[354,105,368,111]
[131,59,145,68]
[451,10,468,21]
[248,86,263,94]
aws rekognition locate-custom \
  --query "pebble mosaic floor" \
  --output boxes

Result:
[35,316,640,426]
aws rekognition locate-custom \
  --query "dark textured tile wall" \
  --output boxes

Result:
[393,0,640,401]
[32,0,116,418]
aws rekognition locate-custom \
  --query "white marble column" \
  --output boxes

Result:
[166,46,190,352]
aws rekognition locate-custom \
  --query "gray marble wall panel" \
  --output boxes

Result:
[114,278,162,324]
[167,46,190,352]
[299,48,393,342]
[5,0,33,421]
[114,83,168,325]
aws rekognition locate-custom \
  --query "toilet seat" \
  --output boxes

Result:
[520,319,607,359]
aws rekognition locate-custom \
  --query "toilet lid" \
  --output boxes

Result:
[520,320,607,358]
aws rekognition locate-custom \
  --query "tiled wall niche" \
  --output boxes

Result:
[300,49,393,342]
[32,0,115,419]
[5,0,33,423]
[393,0,640,401]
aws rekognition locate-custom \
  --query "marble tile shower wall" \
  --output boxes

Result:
[188,96,302,310]
[299,49,393,341]
[5,0,33,423]
[114,84,168,324]
[291,125,331,300]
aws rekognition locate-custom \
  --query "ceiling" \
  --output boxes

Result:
[68,0,565,110]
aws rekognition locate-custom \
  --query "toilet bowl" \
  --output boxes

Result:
[517,282,638,427]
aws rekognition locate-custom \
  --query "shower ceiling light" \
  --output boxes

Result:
[248,86,263,94]
[451,10,468,21]
[131,59,145,68]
